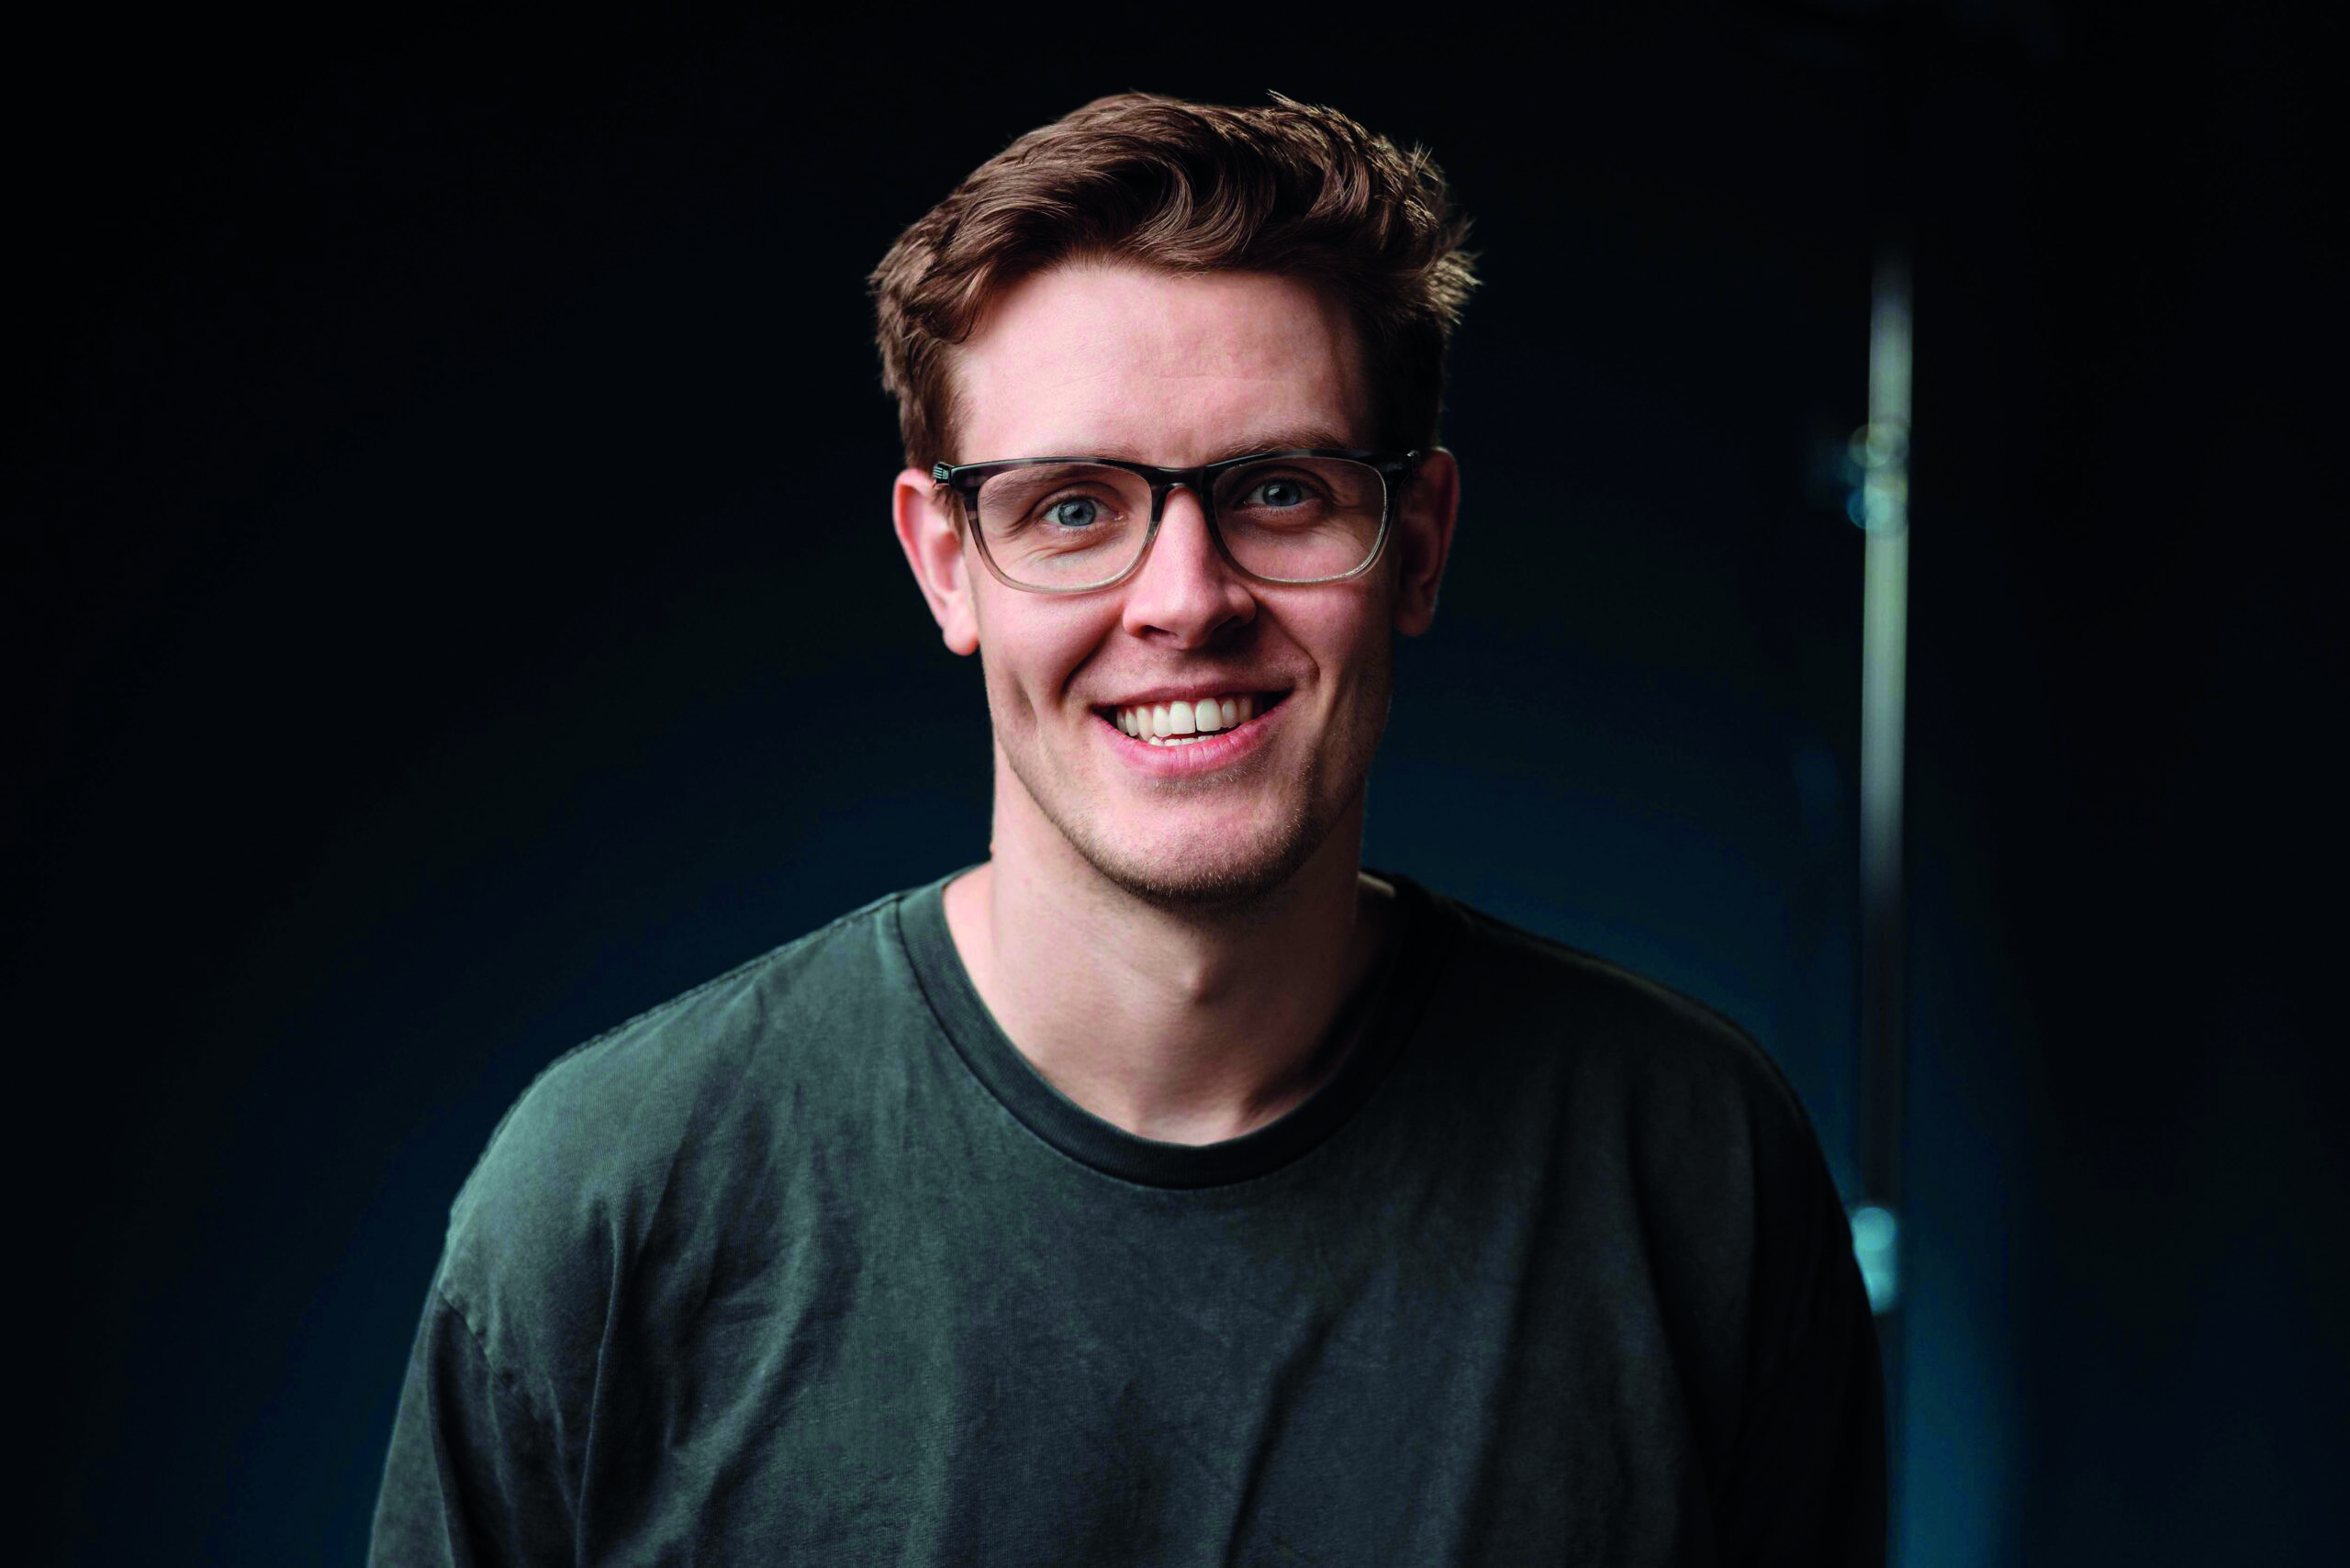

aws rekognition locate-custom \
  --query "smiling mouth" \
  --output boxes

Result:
[1093,689,1291,745]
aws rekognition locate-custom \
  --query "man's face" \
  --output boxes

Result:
[894,261,1456,913]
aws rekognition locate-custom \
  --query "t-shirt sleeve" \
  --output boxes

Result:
[1711,1117,1889,1565]
[368,1040,633,1566]
[369,1280,578,1566]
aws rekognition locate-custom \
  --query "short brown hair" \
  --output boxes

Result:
[870,90,1478,475]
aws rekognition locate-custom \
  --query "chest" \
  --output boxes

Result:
[572,1177,1718,1564]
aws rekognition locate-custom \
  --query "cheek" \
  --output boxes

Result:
[1300,599,1391,694]
[1323,624,1397,754]
[973,614,1110,730]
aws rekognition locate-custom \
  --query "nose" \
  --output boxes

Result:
[1119,486,1258,646]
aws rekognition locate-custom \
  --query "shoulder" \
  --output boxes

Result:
[431,883,920,1372]
[1412,882,1847,1316]
[1422,884,1817,1154]
[1416,881,1866,1402]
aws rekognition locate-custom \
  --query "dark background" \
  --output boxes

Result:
[19,5,2337,1562]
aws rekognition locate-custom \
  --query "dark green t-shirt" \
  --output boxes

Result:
[371,866,1884,1564]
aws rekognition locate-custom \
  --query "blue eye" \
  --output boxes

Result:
[1247,478,1309,509]
[1044,496,1102,530]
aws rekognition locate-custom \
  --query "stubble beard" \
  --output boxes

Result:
[990,664,1392,918]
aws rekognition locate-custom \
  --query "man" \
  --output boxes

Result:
[372,91,1885,1563]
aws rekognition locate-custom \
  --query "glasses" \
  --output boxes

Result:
[930,448,1427,594]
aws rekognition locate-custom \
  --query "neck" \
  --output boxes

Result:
[943,764,1393,1148]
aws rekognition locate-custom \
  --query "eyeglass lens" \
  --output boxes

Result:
[973,456,1386,589]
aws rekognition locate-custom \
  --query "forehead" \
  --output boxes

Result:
[950,262,1374,465]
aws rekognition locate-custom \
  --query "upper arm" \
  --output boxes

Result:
[371,1282,577,1568]
[1713,1126,1888,1566]
[1616,989,1889,1565]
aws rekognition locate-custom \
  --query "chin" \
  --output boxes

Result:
[1036,760,1331,913]
[991,692,1365,913]
[1080,824,1326,914]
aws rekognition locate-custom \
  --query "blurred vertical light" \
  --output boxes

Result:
[1852,252,1912,1317]
[1850,1202,1903,1315]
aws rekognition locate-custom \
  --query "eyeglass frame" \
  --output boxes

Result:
[928,447,1430,595]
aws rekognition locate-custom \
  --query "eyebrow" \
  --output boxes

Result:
[1085,426,1365,465]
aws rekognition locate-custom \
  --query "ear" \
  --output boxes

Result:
[1390,447,1460,638]
[893,467,980,655]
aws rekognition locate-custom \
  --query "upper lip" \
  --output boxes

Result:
[1092,681,1292,710]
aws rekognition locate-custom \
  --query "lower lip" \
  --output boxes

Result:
[1094,696,1288,778]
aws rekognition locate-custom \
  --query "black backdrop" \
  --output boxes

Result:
[20,7,2338,1562]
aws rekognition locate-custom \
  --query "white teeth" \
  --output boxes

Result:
[1112,691,1273,744]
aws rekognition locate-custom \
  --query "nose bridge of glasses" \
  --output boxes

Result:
[1141,477,1229,569]
[1147,473,1210,523]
